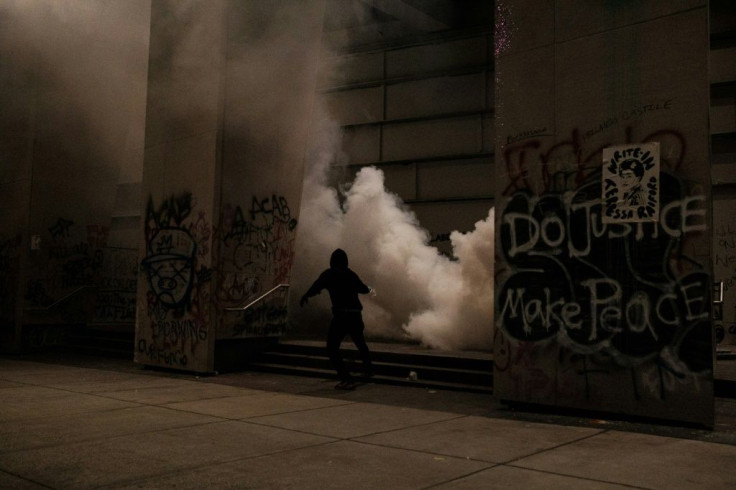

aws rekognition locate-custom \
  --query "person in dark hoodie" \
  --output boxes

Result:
[300,248,373,390]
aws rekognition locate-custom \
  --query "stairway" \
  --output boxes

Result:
[60,324,135,358]
[249,339,493,393]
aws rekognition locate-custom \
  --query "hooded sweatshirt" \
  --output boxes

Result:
[303,249,370,313]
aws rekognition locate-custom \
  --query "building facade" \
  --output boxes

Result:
[0,1,734,425]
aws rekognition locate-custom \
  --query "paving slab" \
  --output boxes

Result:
[106,440,492,490]
[0,470,48,489]
[2,354,736,489]
[0,380,23,389]
[432,465,633,489]
[208,370,336,394]
[248,401,462,439]
[0,405,222,452]
[354,415,602,463]
[97,381,262,404]
[0,359,83,372]
[0,420,334,489]
[0,368,134,388]
[0,361,93,381]
[36,372,186,394]
[298,380,499,416]
[0,386,140,422]
[513,429,736,489]
[166,392,355,419]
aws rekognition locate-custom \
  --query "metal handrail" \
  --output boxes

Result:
[714,281,724,304]
[25,285,97,311]
[224,283,290,311]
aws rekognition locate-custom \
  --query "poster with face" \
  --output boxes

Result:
[602,143,660,223]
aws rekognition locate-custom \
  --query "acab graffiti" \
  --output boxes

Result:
[217,194,297,338]
[219,194,297,285]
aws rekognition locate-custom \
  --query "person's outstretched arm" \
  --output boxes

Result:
[352,271,371,295]
[300,271,328,306]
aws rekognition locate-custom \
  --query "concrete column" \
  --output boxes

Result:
[215,0,325,341]
[493,0,713,426]
[135,0,325,372]
[135,0,227,372]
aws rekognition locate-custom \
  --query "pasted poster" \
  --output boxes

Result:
[602,143,660,223]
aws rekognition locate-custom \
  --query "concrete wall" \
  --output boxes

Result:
[710,0,736,348]
[318,30,495,256]
[0,1,150,351]
[493,1,713,426]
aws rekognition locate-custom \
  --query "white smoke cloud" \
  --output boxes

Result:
[291,112,495,351]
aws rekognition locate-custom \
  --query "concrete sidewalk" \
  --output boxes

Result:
[1,356,736,489]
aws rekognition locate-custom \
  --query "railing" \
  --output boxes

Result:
[224,284,290,312]
[714,281,724,304]
[25,285,98,312]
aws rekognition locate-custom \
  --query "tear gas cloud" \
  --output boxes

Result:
[0,0,150,184]
[1,0,496,351]
[291,108,495,351]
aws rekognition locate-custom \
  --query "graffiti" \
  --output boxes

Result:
[145,193,192,230]
[216,194,297,337]
[92,248,138,324]
[138,192,212,370]
[24,325,64,349]
[430,232,451,244]
[496,116,712,411]
[580,100,673,142]
[502,125,685,197]
[506,127,550,145]
[95,291,136,322]
[231,301,289,337]
[143,193,211,312]
[142,228,197,308]
[99,248,138,290]
[153,317,208,343]
[250,194,296,227]
[137,338,188,367]
[48,218,74,238]
[501,190,705,261]
[499,174,708,367]
[26,219,109,307]
[219,196,297,290]
[583,117,619,142]
[713,207,736,345]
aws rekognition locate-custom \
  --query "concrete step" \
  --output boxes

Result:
[60,325,134,358]
[249,340,493,393]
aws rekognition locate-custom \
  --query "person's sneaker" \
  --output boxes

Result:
[335,380,358,390]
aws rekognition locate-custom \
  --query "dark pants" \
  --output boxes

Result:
[327,311,372,382]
